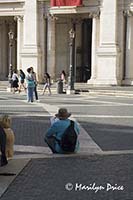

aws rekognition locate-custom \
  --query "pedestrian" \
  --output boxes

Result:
[19,69,26,92]
[60,70,67,92]
[12,70,19,93]
[30,67,39,102]
[44,108,80,154]
[26,67,35,103]
[42,72,51,95]
[0,125,8,166]
[60,70,66,83]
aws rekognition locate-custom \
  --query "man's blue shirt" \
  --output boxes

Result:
[46,119,80,153]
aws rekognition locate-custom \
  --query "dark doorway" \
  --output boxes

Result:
[76,19,92,82]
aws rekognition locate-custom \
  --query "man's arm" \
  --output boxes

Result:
[74,122,80,135]
[45,123,57,137]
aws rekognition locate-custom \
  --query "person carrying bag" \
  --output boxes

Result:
[44,108,80,154]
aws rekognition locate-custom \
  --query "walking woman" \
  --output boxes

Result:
[60,70,67,92]
[60,70,66,83]
[12,70,19,93]
[26,67,35,103]
[42,73,51,95]
[19,69,26,92]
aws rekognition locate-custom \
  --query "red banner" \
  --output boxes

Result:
[51,0,82,6]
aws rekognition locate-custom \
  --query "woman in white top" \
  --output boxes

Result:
[12,70,19,93]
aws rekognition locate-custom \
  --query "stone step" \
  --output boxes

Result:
[1,81,133,96]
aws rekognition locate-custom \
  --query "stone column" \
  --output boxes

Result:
[16,16,23,71]
[47,17,56,81]
[21,0,41,76]
[96,0,121,85]
[123,10,133,85]
[88,14,99,84]
[37,2,45,82]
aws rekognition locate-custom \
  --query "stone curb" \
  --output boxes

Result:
[88,90,133,97]
[0,159,30,198]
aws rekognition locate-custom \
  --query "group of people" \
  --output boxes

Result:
[11,68,52,103]
[11,69,67,102]
[26,67,39,102]
[26,68,52,102]
[11,69,26,94]
[11,67,39,102]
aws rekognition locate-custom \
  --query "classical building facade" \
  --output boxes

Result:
[0,0,133,85]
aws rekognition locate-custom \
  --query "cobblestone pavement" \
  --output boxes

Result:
[79,121,133,151]
[12,116,49,147]
[0,91,133,200]
[1,155,133,200]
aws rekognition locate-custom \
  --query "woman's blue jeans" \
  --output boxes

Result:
[27,87,34,102]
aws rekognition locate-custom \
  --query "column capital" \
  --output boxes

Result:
[14,16,24,22]
[46,13,58,21]
[89,9,100,19]
[98,0,103,8]
[123,10,133,17]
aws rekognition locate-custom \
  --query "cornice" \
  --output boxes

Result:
[49,6,100,16]
[0,0,25,3]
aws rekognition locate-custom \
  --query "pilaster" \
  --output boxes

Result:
[21,0,41,76]
[87,14,99,84]
[122,10,133,85]
[95,0,121,85]
[47,17,56,80]
[16,16,23,71]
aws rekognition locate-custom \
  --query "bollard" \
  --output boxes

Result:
[57,80,63,94]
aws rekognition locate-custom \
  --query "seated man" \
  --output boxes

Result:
[44,108,80,154]
[0,125,8,166]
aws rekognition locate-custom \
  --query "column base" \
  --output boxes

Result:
[122,78,133,85]
[94,45,121,86]
[87,78,122,86]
